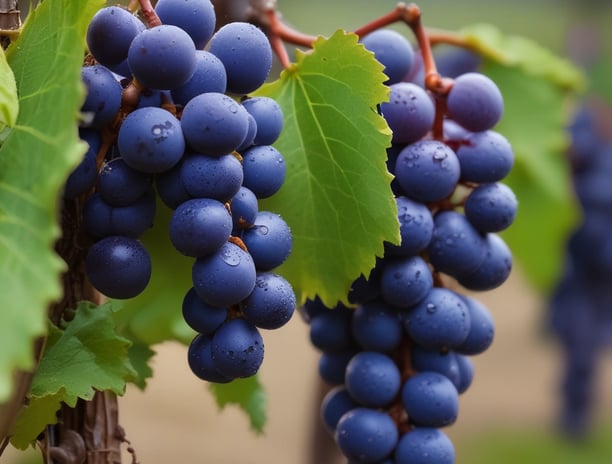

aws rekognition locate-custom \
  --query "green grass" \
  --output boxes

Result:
[456,423,612,464]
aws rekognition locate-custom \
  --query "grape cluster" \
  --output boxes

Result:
[548,101,612,438]
[65,0,296,383]
[302,30,517,463]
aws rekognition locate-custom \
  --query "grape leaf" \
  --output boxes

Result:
[209,376,267,434]
[482,61,580,290]
[0,46,18,133]
[0,0,104,402]
[10,301,136,449]
[254,30,398,307]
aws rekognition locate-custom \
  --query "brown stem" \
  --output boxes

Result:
[137,0,161,28]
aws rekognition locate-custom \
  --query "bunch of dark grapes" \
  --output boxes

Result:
[547,100,612,438]
[65,0,296,383]
[302,30,517,463]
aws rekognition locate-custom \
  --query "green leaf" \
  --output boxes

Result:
[0,0,104,402]
[482,61,580,290]
[10,301,136,449]
[460,23,587,92]
[254,30,398,307]
[124,339,156,390]
[209,376,267,433]
[0,46,18,131]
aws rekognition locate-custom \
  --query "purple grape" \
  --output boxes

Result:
[211,318,264,379]
[182,287,227,335]
[360,29,414,85]
[241,145,286,199]
[80,65,122,129]
[335,408,398,462]
[180,153,243,202]
[155,0,216,49]
[345,351,401,408]
[381,82,435,144]
[447,72,504,132]
[401,371,459,427]
[242,272,296,330]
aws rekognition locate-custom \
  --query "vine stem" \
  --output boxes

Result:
[136,0,161,28]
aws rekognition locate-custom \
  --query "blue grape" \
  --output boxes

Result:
[455,354,474,394]
[321,386,359,432]
[155,157,191,209]
[241,97,284,146]
[435,46,482,79]
[427,210,487,278]
[180,153,243,202]
[241,211,292,271]
[192,242,256,307]
[384,196,434,258]
[335,408,398,463]
[64,130,100,198]
[187,333,233,383]
[169,198,232,257]
[242,272,296,330]
[83,191,155,239]
[127,24,197,90]
[80,65,122,129]
[395,140,460,203]
[117,106,185,174]
[454,130,514,183]
[345,351,401,408]
[380,256,433,309]
[237,113,258,152]
[319,350,358,386]
[455,296,495,355]
[360,29,414,85]
[447,72,504,132]
[464,182,518,233]
[394,428,455,464]
[86,235,151,299]
[457,233,512,291]
[411,346,461,389]
[86,6,145,68]
[171,50,227,106]
[401,371,459,427]
[230,186,258,231]
[381,83,435,145]
[155,0,216,49]
[309,305,355,353]
[241,145,286,199]
[211,318,264,378]
[98,158,151,207]
[208,22,273,95]
[182,287,227,335]
[180,92,250,156]
[404,288,471,350]
[351,301,403,352]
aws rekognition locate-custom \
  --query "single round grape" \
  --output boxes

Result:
[402,371,459,427]
[395,140,460,203]
[319,350,357,386]
[241,145,286,198]
[464,182,518,233]
[455,296,495,355]
[381,82,435,144]
[86,236,151,299]
[192,242,256,307]
[309,305,355,353]
[447,72,503,132]
[208,22,273,94]
[320,386,359,433]
[345,351,401,408]
[86,6,145,68]
[380,256,433,309]
[98,158,151,207]
[117,106,185,174]
[335,408,398,463]
[180,153,244,202]
[455,354,474,394]
[394,427,455,464]
[64,130,100,198]
[80,65,123,129]
[360,28,414,85]
[211,318,264,379]
[241,97,284,146]
[155,0,216,49]
[454,130,514,183]
[187,333,233,383]
[404,288,471,350]
[169,198,232,257]
[171,50,227,106]
[351,300,402,353]
[384,196,434,257]
[182,287,227,335]
[241,211,292,271]
[127,24,197,90]
[242,273,296,330]
[427,210,487,278]
[411,346,461,389]
[457,233,512,291]
[181,92,250,156]
[230,187,259,231]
